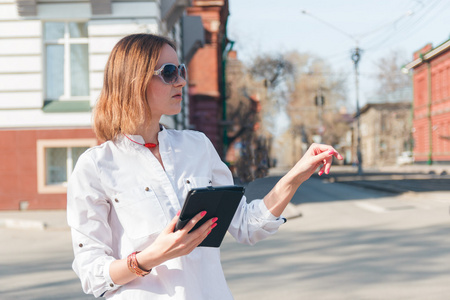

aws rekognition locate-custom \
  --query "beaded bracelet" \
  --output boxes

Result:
[127,251,151,277]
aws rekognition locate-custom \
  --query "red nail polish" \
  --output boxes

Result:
[176,210,180,216]
[212,217,218,223]
[200,211,207,217]
[211,223,217,229]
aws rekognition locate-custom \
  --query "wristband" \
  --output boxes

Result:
[127,251,151,277]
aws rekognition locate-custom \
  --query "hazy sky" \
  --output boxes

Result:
[228,0,450,111]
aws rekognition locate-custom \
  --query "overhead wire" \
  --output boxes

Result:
[363,0,447,52]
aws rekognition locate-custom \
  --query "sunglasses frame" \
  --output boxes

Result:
[153,63,187,84]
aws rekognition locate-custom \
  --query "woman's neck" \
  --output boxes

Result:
[134,120,161,144]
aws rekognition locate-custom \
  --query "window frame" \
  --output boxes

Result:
[37,139,97,194]
[43,21,90,102]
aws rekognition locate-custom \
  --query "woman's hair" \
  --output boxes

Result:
[93,33,176,142]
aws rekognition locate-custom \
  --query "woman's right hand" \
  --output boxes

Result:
[137,211,218,270]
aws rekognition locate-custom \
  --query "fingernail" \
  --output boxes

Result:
[200,211,207,217]
[211,223,218,229]
[328,150,335,155]
[176,210,180,216]
[318,171,323,176]
[207,230,212,235]
[212,217,218,223]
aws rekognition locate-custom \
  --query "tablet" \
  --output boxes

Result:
[174,185,245,247]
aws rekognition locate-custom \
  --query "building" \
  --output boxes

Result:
[187,0,230,158]
[404,39,450,164]
[355,102,413,167]
[0,0,206,210]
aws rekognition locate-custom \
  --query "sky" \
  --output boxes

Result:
[227,0,450,113]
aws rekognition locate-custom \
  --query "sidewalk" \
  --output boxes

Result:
[0,210,68,230]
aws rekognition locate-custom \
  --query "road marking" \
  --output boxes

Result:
[354,202,386,213]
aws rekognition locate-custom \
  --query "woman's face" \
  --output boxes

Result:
[146,43,186,119]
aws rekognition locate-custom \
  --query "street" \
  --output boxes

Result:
[1,175,450,299]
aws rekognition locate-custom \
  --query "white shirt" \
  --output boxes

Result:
[67,127,285,299]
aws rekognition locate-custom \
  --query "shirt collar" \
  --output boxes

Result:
[118,124,167,149]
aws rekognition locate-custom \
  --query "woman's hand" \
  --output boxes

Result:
[263,143,343,217]
[289,143,343,185]
[137,211,217,270]
[109,211,217,286]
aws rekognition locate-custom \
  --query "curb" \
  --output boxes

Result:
[0,218,47,230]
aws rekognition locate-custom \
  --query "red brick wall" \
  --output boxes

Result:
[0,128,96,210]
[187,1,227,157]
[412,47,450,162]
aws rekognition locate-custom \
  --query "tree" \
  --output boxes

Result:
[372,50,412,102]
[225,52,273,182]
[283,51,349,164]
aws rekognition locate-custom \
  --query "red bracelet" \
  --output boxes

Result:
[127,251,151,277]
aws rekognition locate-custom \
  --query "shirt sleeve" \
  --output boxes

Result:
[67,152,121,298]
[204,134,285,245]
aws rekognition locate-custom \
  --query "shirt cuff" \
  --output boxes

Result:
[101,257,121,296]
[258,199,284,221]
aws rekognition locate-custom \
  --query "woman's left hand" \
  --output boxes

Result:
[289,143,343,185]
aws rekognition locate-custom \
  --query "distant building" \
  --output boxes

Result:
[0,1,205,210]
[187,0,230,158]
[355,102,412,167]
[404,39,450,164]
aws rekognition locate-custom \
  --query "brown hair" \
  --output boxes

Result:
[93,34,176,142]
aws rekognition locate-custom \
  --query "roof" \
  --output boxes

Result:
[357,102,411,117]
[404,38,450,70]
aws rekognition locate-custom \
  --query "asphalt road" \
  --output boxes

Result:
[1,176,449,299]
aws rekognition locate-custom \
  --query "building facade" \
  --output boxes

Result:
[355,102,412,167]
[187,0,230,157]
[0,0,206,210]
[404,39,450,164]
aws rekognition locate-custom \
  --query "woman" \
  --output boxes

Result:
[67,33,342,299]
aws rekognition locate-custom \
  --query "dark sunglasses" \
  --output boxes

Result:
[153,63,187,84]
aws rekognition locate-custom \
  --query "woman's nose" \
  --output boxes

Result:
[174,75,186,87]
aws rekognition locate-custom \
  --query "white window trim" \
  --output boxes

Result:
[43,21,90,101]
[37,138,97,194]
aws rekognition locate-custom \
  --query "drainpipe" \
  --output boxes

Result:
[221,18,234,160]
[426,60,433,165]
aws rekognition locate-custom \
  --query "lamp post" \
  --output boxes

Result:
[300,9,413,174]
[301,10,363,174]
[351,47,363,174]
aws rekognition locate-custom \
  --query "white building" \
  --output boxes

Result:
[0,0,204,209]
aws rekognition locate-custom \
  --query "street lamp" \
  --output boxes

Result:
[351,47,363,175]
[300,9,412,175]
[301,10,363,174]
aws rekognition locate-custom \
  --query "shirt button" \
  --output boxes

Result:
[145,187,150,191]
[186,180,190,184]
[79,243,83,248]
[115,198,119,203]
[110,283,114,287]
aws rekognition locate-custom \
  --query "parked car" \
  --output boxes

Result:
[396,151,414,165]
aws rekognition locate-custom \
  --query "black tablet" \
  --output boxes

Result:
[174,185,245,247]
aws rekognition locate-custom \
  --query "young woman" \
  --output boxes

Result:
[67,33,342,299]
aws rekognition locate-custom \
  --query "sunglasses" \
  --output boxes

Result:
[153,63,187,84]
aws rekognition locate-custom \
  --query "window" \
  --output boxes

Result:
[37,139,97,194]
[44,22,90,101]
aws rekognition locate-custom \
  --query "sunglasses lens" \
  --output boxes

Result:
[161,64,178,84]
[179,65,186,80]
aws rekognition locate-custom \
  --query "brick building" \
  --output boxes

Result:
[404,39,450,164]
[187,0,230,157]
[0,1,206,210]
